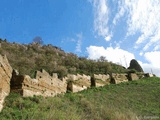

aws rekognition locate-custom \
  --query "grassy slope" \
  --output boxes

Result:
[0,77,160,120]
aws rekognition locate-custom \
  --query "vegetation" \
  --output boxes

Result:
[0,77,160,120]
[0,38,127,78]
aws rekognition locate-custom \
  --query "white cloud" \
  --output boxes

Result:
[89,0,160,76]
[113,1,126,25]
[91,0,160,51]
[75,33,83,53]
[124,0,160,51]
[139,52,143,56]
[138,51,160,76]
[144,51,160,68]
[91,0,112,41]
[139,62,160,77]
[105,34,112,41]
[86,46,160,76]
[86,46,135,68]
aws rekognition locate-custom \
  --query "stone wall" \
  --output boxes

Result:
[94,74,110,87]
[35,69,67,94]
[111,73,128,84]
[128,73,139,81]
[67,81,88,93]
[0,55,12,112]
[66,74,90,92]
[11,69,67,97]
[0,54,156,112]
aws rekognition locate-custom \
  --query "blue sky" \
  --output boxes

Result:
[0,0,160,76]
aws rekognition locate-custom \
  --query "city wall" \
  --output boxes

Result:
[0,54,155,112]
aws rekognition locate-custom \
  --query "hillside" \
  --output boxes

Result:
[0,38,127,78]
[0,77,159,120]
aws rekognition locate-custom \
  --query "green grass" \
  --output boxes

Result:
[0,77,160,120]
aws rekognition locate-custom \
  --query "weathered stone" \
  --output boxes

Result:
[11,69,67,97]
[111,73,128,84]
[128,73,139,81]
[94,74,110,81]
[66,74,91,92]
[94,74,110,87]
[0,55,12,112]
[67,81,87,93]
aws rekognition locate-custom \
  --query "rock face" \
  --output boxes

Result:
[128,59,144,72]
[11,69,67,97]
[0,55,13,112]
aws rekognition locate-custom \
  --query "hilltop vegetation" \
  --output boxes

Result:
[0,77,160,120]
[0,38,127,78]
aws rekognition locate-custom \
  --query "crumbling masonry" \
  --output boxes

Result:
[10,69,67,97]
[0,54,155,112]
[0,55,12,111]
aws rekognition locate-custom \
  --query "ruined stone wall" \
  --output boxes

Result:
[0,55,12,112]
[22,75,62,97]
[66,74,90,92]
[67,74,90,81]
[94,74,110,87]
[111,73,128,84]
[128,73,139,81]
[0,54,156,112]
[67,82,87,93]
[11,71,156,96]
[35,69,67,94]
[11,69,67,97]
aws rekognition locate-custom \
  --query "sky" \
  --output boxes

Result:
[0,0,160,76]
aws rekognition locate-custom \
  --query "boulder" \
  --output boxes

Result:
[128,59,144,72]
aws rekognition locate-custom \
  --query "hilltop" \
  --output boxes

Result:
[0,38,127,78]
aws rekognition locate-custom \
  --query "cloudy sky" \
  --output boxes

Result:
[0,0,160,76]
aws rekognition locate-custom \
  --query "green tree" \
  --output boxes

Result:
[33,36,43,45]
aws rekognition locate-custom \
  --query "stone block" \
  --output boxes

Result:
[128,73,139,81]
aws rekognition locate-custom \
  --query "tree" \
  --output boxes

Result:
[98,56,106,62]
[53,66,68,79]
[33,36,43,45]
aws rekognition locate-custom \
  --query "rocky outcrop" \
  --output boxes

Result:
[0,55,12,112]
[128,59,144,72]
